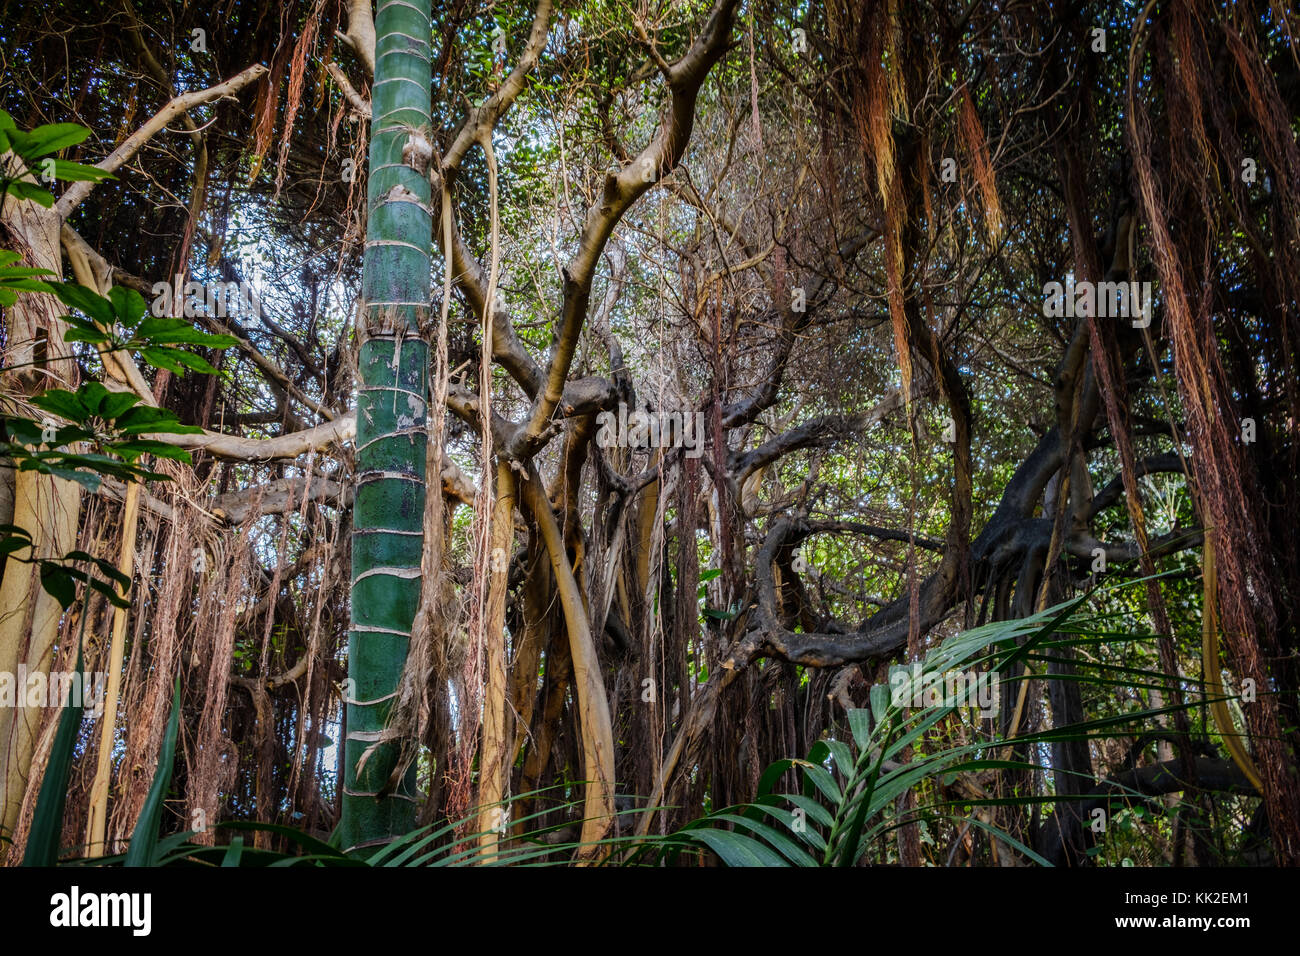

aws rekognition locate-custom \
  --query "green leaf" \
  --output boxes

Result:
[63,325,112,345]
[214,821,352,862]
[4,180,54,207]
[4,417,42,446]
[63,551,131,590]
[135,316,195,338]
[109,286,148,326]
[47,159,113,183]
[108,440,194,463]
[125,679,182,867]
[752,758,796,801]
[83,573,130,609]
[35,466,102,494]
[708,813,818,866]
[139,346,186,374]
[134,317,237,348]
[2,127,30,154]
[30,388,88,422]
[962,815,1055,867]
[749,800,829,851]
[124,418,202,436]
[0,271,56,290]
[99,390,142,421]
[22,122,90,157]
[113,405,203,436]
[847,708,873,750]
[824,739,855,778]
[22,640,85,865]
[113,405,179,432]
[52,282,115,324]
[78,381,111,415]
[780,792,835,829]
[0,264,54,278]
[794,759,842,804]
[38,562,77,610]
[869,682,892,724]
[687,827,790,867]
[140,346,221,375]
[0,536,31,556]
[221,836,245,867]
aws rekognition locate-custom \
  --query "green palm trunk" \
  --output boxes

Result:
[341,0,433,849]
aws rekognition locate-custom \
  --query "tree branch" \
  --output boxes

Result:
[56,64,268,217]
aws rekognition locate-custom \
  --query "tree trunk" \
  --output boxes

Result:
[339,0,433,850]
[0,172,82,855]
[476,461,515,856]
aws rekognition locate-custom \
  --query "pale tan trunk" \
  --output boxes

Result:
[520,466,615,861]
[476,461,515,858]
[0,184,82,853]
[633,450,661,598]
[84,480,140,856]
[0,471,81,846]
[506,542,549,765]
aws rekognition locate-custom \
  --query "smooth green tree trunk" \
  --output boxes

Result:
[341,0,433,849]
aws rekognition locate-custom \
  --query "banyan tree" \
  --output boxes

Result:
[0,0,1296,867]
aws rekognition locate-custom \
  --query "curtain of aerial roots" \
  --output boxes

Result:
[1127,0,1300,861]
[1,442,863,860]
[5,457,351,860]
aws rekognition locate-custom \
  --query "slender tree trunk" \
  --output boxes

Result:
[477,461,514,856]
[340,0,433,849]
[520,463,616,860]
[0,174,82,854]
[84,480,140,856]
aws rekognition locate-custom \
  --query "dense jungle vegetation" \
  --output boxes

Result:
[0,0,1297,868]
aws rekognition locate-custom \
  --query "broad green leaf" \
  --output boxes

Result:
[687,827,790,867]
[824,739,856,780]
[136,316,237,348]
[847,708,873,750]
[4,180,54,207]
[141,346,220,374]
[48,158,113,183]
[780,792,835,829]
[78,381,111,415]
[39,562,77,610]
[52,282,115,324]
[63,325,112,345]
[793,759,842,804]
[748,801,828,851]
[108,439,194,463]
[22,122,90,156]
[99,390,141,421]
[29,389,88,422]
[708,813,818,866]
[109,285,148,326]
